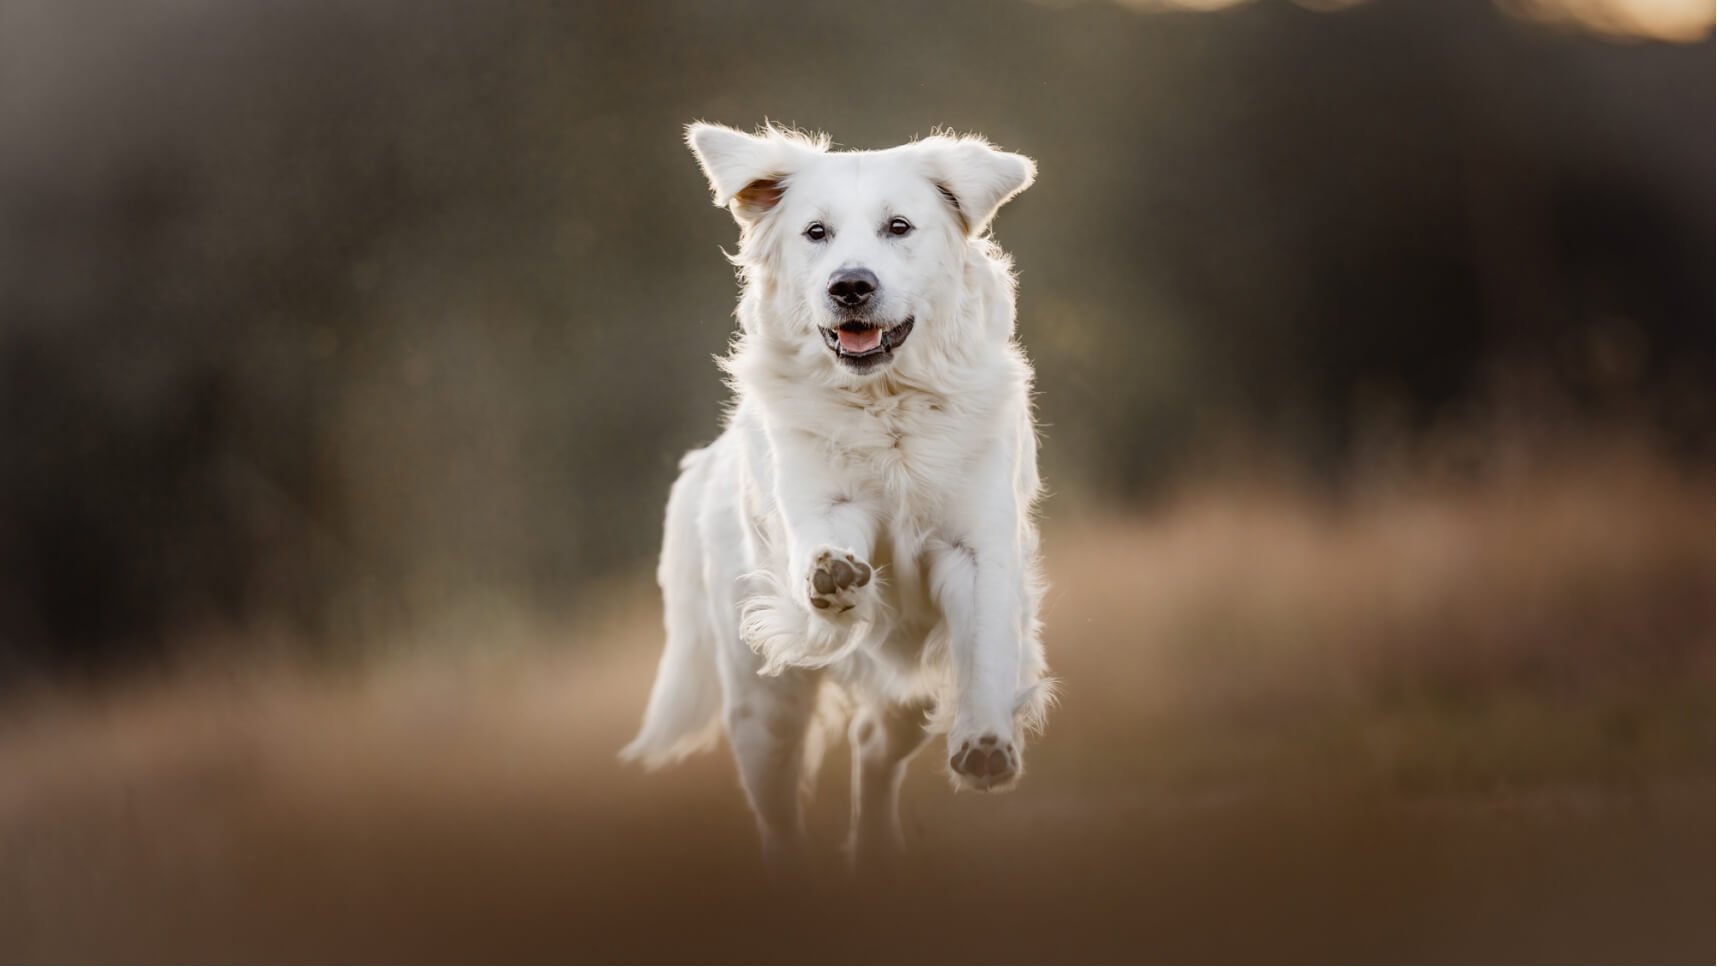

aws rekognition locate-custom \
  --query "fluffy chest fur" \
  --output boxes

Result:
[734,335,1028,518]
[820,388,977,509]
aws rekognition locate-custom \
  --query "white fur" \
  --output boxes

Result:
[622,122,1053,869]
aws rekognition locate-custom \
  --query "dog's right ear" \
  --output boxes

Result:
[686,123,796,225]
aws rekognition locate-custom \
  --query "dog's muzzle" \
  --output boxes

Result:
[819,318,914,371]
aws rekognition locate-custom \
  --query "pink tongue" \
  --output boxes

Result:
[837,327,883,353]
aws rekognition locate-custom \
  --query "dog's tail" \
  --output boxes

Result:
[620,448,723,768]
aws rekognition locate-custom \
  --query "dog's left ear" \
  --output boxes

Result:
[918,135,1036,236]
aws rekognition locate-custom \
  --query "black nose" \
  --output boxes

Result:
[828,268,878,308]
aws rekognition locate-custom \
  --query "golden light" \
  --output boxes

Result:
[1498,0,1715,43]
[1092,0,1714,42]
[1113,0,1255,10]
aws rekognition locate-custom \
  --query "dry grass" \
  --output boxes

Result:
[0,448,1710,961]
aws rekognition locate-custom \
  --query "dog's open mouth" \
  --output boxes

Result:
[819,318,914,369]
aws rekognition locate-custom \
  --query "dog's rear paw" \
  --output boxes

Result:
[947,732,1019,791]
[806,547,872,615]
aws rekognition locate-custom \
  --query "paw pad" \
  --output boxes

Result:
[808,549,872,613]
[949,734,1017,785]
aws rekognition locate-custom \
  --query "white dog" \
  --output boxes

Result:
[622,122,1052,867]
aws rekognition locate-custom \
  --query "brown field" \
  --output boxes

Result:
[1,448,1710,962]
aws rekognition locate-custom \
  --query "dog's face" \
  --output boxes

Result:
[762,158,951,375]
[687,124,1034,378]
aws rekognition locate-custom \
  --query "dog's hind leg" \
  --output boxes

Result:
[845,698,932,872]
[720,662,822,873]
[705,504,824,870]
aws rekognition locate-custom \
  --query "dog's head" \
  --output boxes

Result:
[687,123,1034,379]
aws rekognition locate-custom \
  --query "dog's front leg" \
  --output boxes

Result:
[771,431,878,621]
[931,441,1033,791]
[741,430,880,672]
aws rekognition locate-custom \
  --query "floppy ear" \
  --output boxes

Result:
[919,135,1036,236]
[686,122,798,224]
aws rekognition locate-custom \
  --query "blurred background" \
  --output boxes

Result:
[0,0,1710,960]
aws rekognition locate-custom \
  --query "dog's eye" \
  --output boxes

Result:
[804,222,828,242]
[887,217,913,237]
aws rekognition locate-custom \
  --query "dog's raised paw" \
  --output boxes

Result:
[947,733,1018,790]
[807,547,872,615]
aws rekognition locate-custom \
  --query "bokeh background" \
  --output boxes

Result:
[0,0,1710,960]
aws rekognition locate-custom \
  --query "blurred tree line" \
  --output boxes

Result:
[0,0,1709,672]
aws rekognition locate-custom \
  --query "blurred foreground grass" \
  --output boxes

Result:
[0,442,1709,961]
